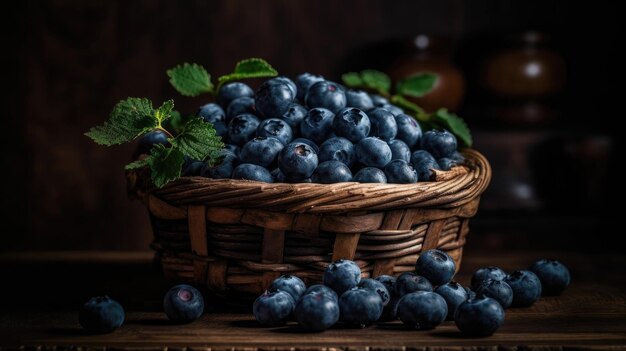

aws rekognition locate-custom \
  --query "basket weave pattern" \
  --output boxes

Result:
[141,149,491,295]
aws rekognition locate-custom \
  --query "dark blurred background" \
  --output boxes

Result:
[1,0,621,253]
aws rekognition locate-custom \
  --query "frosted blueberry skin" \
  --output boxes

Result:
[345,89,374,111]
[471,266,508,291]
[378,103,404,116]
[255,80,295,119]
[300,107,335,145]
[269,76,297,98]
[410,150,441,182]
[239,137,284,168]
[356,137,392,168]
[256,118,294,145]
[312,160,353,183]
[295,291,340,331]
[420,129,458,159]
[358,278,391,306]
[268,275,307,302]
[394,113,422,149]
[226,97,257,122]
[388,139,411,162]
[339,287,384,326]
[203,150,238,179]
[397,291,448,330]
[217,82,254,108]
[353,167,387,183]
[291,138,319,154]
[435,281,469,320]
[79,296,125,333]
[135,130,169,156]
[163,284,204,324]
[384,159,418,184]
[374,275,396,293]
[305,81,347,113]
[304,284,339,302]
[295,73,324,101]
[227,114,260,146]
[455,297,505,336]
[475,279,514,309]
[333,107,371,143]
[318,137,356,167]
[280,103,308,130]
[415,249,456,286]
[253,290,295,326]
[505,270,543,307]
[323,259,362,295]
[278,142,319,180]
[367,107,398,141]
[393,272,433,297]
[197,103,225,123]
[530,259,571,295]
[369,94,389,107]
[232,163,273,183]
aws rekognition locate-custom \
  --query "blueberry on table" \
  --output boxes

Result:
[367,107,398,141]
[226,97,257,121]
[394,114,422,149]
[455,297,505,336]
[300,107,335,145]
[305,81,347,113]
[396,291,448,330]
[358,278,391,306]
[530,259,571,295]
[471,266,508,291]
[304,284,338,302]
[379,294,401,322]
[291,138,319,154]
[280,103,307,129]
[227,113,260,146]
[420,129,458,159]
[269,76,297,98]
[163,284,204,324]
[369,94,389,107]
[255,80,295,119]
[217,82,254,108]
[135,130,169,156]
[197,103,225,123]
[312,160,353,183]
[253,290,295,326]
[356,137,392,168]
[384,159,418,184]
[410,150,441,182]
[318,137,356,167]
[353,167,387,183]
[339,287,384,327]
[278,142,319,180]
[345,89,374,111]
[232,163,273,183]
[476,279,514,309]
[504,270,542,307]
[333,107,371,143]
[374,275,396,293]
[435,281,469,320]
[203,150,238,179]
[79,296,124,334]
[388,139,411,162]
[323,259,362,295]
[295,73,324,101]
[239,137,284,168]
[269,275,307,302]
[257,118,294,145]
[393,272,433,297]
[295,290,340,332]
[415,249,456,286]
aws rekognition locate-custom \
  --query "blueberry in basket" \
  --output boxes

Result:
[217,82,254,108]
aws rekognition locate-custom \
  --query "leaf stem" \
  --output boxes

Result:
[156,126,175,139]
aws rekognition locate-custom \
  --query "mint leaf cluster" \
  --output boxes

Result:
[342,70,472,147]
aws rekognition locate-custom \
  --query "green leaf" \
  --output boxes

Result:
[167,63,214,97]
[396,73,438,97]
[146,144,185,188]
[85,98,156,145]
[171,118,225,162]
[390,95,425,116]
[124,159,148,170]
[361,70,391,95]
[432,108,473,147]
[342,72,363,87]
[167,110,195,134]
[217,58,278,85]
[154,99,174,125]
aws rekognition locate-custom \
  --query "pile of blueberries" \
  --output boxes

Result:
[253,251,571,336]
[139,74,464,184]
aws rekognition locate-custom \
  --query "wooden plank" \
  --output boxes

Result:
[332,233,361,261]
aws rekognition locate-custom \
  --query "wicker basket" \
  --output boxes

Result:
[131,149,491,296]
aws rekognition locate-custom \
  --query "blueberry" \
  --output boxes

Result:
[318,137,356,167]
[333,108,371,143]
[269,274,307,302]
[203,150,238,179]
[369,94,389,107]
[394,114,422,149]
[356,137,392,168]
[476,279,514,309]
[421,129,458,159]
[384,159,418,184]
[345,89,374,111]
[240,137,284,168]
[305,81,347,113]
[380,294,401,321]
[455,297,505,336]
[374,275,396,293]
[312,160,353,183]
[295,73,324,101]
[471,266,508,291]
[217,82,254,108]
[353,167,387,183]
[79,296,124,333]
[136,130,169,156]
[226,97,256,121]
[435,281,469,320]
[339,287,384,326]
[323,259,361,295]
[278,142,318,180]
[255,80,295,119]
[379,104,404,116]
[530,259,571,295]
[304,284,338,302]
[396,291,447,330]
[232,163,273,183]
[197,103,225,123]
[504,270,542,307]
[291,138,319,154]
[253,290,295,326]
[295,291,340,331]
[451,151,465,163]
[270,76,297,98]
[393,272,433,297]
[280,103,308,129]
[163,284,204,324]
[182,160,207,177]
[465,286,477,300]
[415,249,456,286]
[299,108,335,145]
[358,278,391,306]
[410,150,440,181]
[257,118,294,145]
[224,144,240,156]
[438,157,460,171]
[212,121,228,140]
[271,167,287,183]
[367,107,398,141]
[227,114,260,146]
[388,139,411,162]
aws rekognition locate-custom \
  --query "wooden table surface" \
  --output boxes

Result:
[1,249,625,350]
